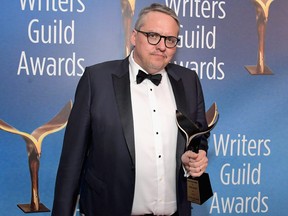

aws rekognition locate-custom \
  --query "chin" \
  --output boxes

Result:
[150,66,165,73]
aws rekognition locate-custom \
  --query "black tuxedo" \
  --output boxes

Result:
[52,56,208,216]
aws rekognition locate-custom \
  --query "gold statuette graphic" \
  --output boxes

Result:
[0,101,72,213]
[121,0,136,57]
[245,0,274,75]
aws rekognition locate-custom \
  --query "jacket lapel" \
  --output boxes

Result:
[167,66,188,167]
[112,58,136,166]
[166,66,188,116]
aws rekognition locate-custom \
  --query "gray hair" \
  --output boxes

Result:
[134,3,180,30]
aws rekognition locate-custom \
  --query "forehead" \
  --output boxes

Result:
[140,11,179,35]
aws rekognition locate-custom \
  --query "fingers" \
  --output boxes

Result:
[182,150,208,177]
[188,158,208,177]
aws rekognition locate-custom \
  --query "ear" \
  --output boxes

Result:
[130,30,136,46]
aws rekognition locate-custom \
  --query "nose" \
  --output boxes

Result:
[156,37,166,51]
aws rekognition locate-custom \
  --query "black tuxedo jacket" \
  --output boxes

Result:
[52,57,208,216]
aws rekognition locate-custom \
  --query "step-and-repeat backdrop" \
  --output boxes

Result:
[1,0,287,215]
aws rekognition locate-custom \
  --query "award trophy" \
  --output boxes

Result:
[176,103,219,204]
[0,101,72,213]
[245,0,274,75]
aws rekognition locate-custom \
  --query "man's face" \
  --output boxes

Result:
[131,11,179,74]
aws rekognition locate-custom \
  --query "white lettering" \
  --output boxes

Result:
[220,163,261,185]
[213,134,271,157]
[210,192,269,214]
[20,0,85,12]
[28,19,74,44]
[178,25,216,49]
[166,0,226,19]
[17,51,84,77]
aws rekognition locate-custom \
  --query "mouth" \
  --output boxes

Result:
[151,52,167,59]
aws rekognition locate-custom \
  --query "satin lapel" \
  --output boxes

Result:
[167,70,187,115]
[112,61,135,166]
[167,68,188,168]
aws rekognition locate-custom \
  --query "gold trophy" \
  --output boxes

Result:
[0,101,72,213]
[245,0,274,75]
[176,103,219,204]
[121,0,136,57]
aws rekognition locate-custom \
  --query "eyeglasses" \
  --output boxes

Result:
[135,29,180,48]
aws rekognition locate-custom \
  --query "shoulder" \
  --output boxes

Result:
[81,57,129,81]
[166,63,199,79]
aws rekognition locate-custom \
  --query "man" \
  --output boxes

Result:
[52,3,209,216]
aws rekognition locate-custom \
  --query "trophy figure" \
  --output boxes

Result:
[245,0,274,75]
[121,0,136,57]
[0,101,72,213]
[176,103,219,204]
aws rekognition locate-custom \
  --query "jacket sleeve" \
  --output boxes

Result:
[194,74,209,152]
[52,69,92,216]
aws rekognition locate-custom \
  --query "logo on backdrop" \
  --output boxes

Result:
[0,101,72,213]
[121,0,136,57]
[245,0,274,75]
[17,1,86,77]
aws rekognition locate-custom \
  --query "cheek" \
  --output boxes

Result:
[166,49,177,61]
[169,48,177,56]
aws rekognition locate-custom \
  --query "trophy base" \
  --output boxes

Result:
[245,65,273,75]
[17,203,50,213]
[187,173,213,205]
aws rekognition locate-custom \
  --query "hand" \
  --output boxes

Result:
[181,150,208,177]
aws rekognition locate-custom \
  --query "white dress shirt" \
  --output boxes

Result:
[129,51,178,215]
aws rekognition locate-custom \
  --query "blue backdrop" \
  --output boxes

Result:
[1,0,287,215]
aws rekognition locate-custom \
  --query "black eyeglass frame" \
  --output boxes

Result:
[135,29,180,48]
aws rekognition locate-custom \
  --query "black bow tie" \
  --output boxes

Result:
[136,70,162,86]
